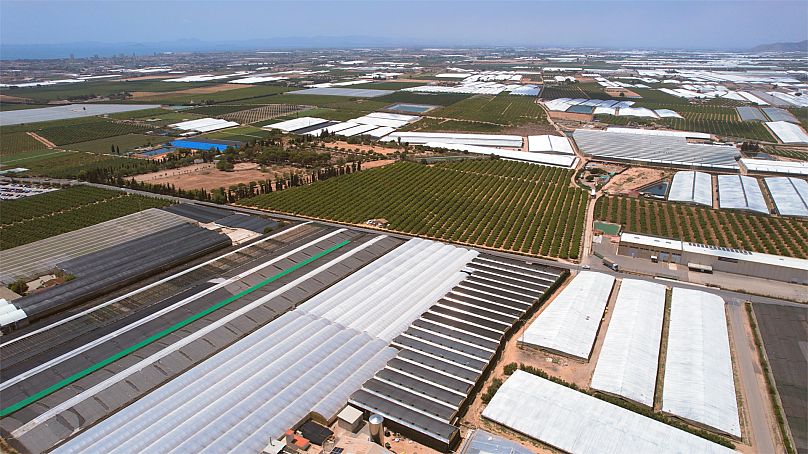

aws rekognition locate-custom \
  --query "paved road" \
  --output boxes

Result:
[3,176,803,309]
[727,300,777,453]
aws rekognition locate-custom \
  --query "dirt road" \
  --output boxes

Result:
[26,132,56,148]
[727,300,779,453]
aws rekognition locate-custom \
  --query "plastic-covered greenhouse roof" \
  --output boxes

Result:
[717,174,768,214]
[668,171,713,207]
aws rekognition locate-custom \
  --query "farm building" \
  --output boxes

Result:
[618,232,808,284]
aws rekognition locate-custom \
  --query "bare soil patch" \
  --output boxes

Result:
[328,141,399,155]
[0,94,33,103]
[604,87,641,98]
[604,166,672,193]
[359,159,396,169]
[134,162,295,191]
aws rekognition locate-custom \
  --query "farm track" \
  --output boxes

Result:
[26,132,55,148]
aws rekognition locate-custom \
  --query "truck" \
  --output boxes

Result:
[602,258,619,271]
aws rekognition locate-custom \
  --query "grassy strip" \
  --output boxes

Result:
[745,302,796,454]
[503,362,736,449]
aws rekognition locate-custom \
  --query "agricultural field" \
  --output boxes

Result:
[594,113,775,141]
[790,107,808,129]
[220,104,310,124]
[37,120,154,145]
[402,117,505,132]
[147,85,293,105]
[374,91,470,106]
[540,83,610,100]
[0,186,170,249]
[0,131,47,154]
[0,103,50,111]
[346,81,424,90]
[9,151,158,179]
[105,107,169,120]
[0,80,214,103]
[595,195,808,258]
[64,134,172,154]
[242,160,588,259]
[0,149,70,166]
[183,105,251,116]
[130,111,208,127]
[766,147,808,161]
[200,125,275,142]
[430,94,547,126]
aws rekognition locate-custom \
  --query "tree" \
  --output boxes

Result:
[216,159,234,171]
[9,279,28,296]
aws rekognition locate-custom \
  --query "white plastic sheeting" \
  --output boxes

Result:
[527,135,575,154]
[741,159,808,176]
[482,371,735,454]
[0,298,26,327]
[590,279,666,407]
[298,238,478,341]
[663,288,740,437]
[169,117,240,132]
[764,177,808,217]
[424,142,577,168]
[573,129,739,170]
[668,171,714,207]
[336,123,378,137]
[766,121,808,143]
[385,132,523,148]
[717,175,768,214]
[520,272,615,359]
[263,116,329,132]
[55,311,398,454]
[605,127,712,140]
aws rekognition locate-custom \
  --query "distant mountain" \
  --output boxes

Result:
[750,40,807,53]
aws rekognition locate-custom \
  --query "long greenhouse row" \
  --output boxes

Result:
[242,160,588,259]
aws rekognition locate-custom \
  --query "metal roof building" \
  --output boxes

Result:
[663,288,740,437]
[717,174,768,214]
[590,279,666,407]
[573,129,739,170]
[668,171,714,206]
[519,272,615,360]
[350,254,565,451]
[764,177,808,217]
[482,371,735,454]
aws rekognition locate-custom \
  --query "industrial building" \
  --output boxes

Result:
[618,232,808,284]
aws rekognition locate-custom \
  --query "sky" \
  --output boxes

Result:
[1,0,807,55]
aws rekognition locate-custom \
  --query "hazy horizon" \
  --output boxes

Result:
[1,0,807,59]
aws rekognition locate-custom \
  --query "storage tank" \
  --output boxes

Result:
[368,414,384,446]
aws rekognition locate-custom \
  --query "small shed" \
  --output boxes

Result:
[337,405,364,432]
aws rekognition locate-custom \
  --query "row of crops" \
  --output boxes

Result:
[37,120,153,146]
[0,132,46,155]
[594,114,774,141]
[242,160,588,259]
[0,191,170,250]
[595,196,808,259]
[0,186,124,225]
[433,94,548,126]
[13,152,159,179]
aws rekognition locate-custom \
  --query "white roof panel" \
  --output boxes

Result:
[527,135,575,154]
[663,288,740,437]
[386,131,523,148]
[717,175,768,213]
[483,371,735,454]
[263,116,329,132]
[766,121,808,143]
[764,177,808,217]
[520,272,615,359]
[424,142,577,168]
[668,171,713,206]
[741,158,808,175]
[336,123,379,137]
[365,126,396,138]
[590,279,666,407]
[351,115,409,128]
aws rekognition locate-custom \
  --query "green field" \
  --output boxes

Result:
[0,80,214,103]
[64,134,172,154]
[595,196,808,258]
[200,126,274,142]
[0,149,69,166]
[183,105,250,116]
[0,186,170,249]
[0,103,50,111]
[594,113,775,141]
[105,107,168,120]
[8,152,158,179]
[345,81,424,90]
[403,117,506,132]
[540,83,611,100]
[431,94,547,125]
[147,85,293,105]
[766,147,808,161]
[242,160,588,259]
[0,132,47,155]
[37,120,154,145]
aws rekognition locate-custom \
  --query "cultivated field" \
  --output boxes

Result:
[242,160,588,259]
[1,132,47,154]
[36,120,154,146]
[595,195,808,258]
[0,186,169,249]
[8,151,158,179]
[65,134,171,154]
